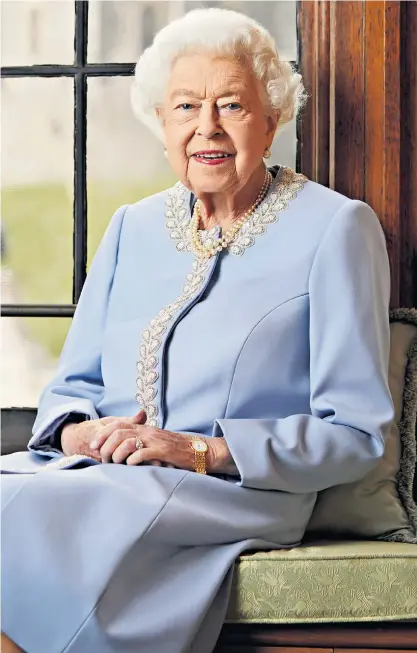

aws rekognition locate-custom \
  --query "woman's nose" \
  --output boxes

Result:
[196,105,222,139]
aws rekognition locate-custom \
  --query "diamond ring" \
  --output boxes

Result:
[135,436,144,451]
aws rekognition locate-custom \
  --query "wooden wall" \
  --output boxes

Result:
[298,0,417,308]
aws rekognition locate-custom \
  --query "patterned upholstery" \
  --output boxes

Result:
[226,541,417,624]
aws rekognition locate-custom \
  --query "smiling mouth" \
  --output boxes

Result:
[192,152,234,165]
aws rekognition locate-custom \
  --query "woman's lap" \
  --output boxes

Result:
[1,465,188,652]
[1,463,310,653]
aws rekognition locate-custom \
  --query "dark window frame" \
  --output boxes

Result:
[1,0,300,321]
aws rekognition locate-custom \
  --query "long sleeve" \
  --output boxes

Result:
[28,205,128,457]
[214,200,394,493]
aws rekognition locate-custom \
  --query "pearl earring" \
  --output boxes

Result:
[263,147,271,159]
[164,148,168,158]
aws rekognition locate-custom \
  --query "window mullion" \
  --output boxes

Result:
[1,305,76,318]
[1,63,135,78]
[73,0,89,303]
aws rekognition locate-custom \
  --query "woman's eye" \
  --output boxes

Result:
[177,103,193,111]
[223,103,242,111]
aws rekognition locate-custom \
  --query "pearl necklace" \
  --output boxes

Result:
[190,169,272,259]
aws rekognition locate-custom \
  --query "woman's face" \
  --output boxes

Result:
[159,54,278,196]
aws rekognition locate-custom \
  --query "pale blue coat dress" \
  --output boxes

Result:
[1,167,394,653]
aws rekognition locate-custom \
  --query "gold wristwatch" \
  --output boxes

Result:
[189,436,208,474]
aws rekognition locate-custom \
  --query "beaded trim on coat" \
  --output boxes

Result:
[136,166,307,426]
[135,257,211,426]
[165,166,307,256]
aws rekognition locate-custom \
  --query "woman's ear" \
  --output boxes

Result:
[266,111,279,138]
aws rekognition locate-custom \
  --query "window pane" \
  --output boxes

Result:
[1,78,73,304]
[87,76,176,263]
[0,313,71,408]
[0,0,75,66]
[88,0,297,63]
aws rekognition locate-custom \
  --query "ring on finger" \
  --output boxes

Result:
[135,436,144,451]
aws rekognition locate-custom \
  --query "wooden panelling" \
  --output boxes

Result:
[298,1,330,185]
[329,0,365,198]
[316,0,330,187]
[400,0,417,308]
[298,0,417,308]
[216,647,332,653]
[336,649,417,653]
[363,0,386,223]
[217,650,416,653]
[364,1,401,306]
[298,0,318,181]
[217,623,417,649]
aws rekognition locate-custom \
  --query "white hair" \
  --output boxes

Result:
[131,8,306,142]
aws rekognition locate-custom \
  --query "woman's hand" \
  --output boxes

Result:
[60,410,147,460]
[90,422,202,470]
[89,415,238,474]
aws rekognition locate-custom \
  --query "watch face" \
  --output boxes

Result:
[192,440,208,453]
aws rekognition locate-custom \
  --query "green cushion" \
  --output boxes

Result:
[226,541,417,624]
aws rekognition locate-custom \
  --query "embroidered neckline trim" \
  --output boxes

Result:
[164,166,307,256]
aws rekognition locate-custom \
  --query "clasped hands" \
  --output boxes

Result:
[61,410,236,474]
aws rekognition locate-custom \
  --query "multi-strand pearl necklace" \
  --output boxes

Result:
[190,169,273,259]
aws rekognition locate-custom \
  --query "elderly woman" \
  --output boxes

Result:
[1,8,393,653]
